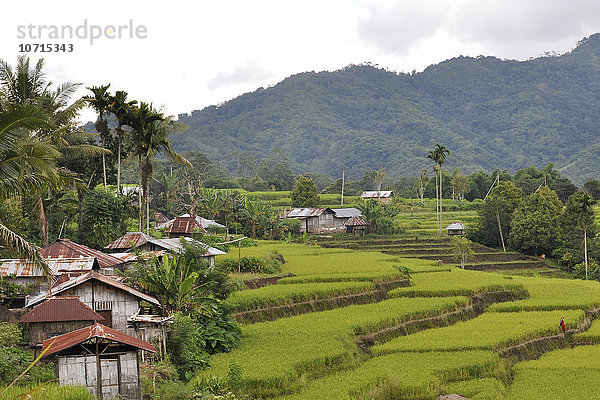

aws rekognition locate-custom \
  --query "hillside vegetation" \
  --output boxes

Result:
[173,34,600,184]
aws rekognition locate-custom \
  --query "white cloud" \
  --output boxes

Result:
[446,0,600,58]
[207,61,274,90]
[357,1,451,54]
[1,0,600,124]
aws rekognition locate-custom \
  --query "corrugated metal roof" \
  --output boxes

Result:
[446,222,466,230]
[165,216,202,234]
[360,191,393,198]
[153,212,168,223]
[106,233,224,257]
[332,208,363,218]
[148,237,226,256]
[42,323,156,357]
[104,232,153,251]
[26,271,160,308]
[20,297,105,323]
[0,257,98,278]
[42,239,125,268]
[180,214,225,229]
[157,214,225,230]
[286,208,335,218]
[344,216,368,226]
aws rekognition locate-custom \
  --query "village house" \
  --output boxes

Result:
[285,207,364,234]
[20,296,106,348]
[42,323,155,399]
[25,271,163,343]
[152,212,169,225]
[446,222,467,236]
[0,257,100,301]
[360,190,394,204]
[42,239,127,272]
[104,232,226,266]
[344,216,368,235]
[156,213,226,235]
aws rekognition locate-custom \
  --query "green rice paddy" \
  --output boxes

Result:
[206,202,600,399]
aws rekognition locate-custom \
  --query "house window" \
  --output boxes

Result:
[95,301,113,327]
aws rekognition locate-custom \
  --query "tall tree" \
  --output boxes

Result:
[127,103,189,233]
[85,85,112,188]
[470,181,523,249]
[1,56,107,245]
[509,186,563,255]
[427,151,440,236]
[435,144,450,235]
[451,169,469,201]
[427,144,450,237]
[108,90,137,193]
[374,168,386,201]
[562,191,596,279]
[417,169,429,204]
[291,176,319,207]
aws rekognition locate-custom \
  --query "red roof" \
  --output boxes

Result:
[344,216,368,226]
[20,297,105,323]
[42,323,156,357]
[165,217,203,234]
[41,239,125,268]
[26,271,160,307]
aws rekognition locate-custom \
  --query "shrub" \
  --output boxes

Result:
[573,258,600,280]
[167,314,211,380]
[0,323,21,347]
[217,256,281,274]
[281,218,302,235]
[167,307,241,380]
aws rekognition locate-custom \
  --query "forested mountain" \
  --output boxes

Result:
[173,34,600,185]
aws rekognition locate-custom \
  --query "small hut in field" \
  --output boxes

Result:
[446,222,467,236]
[360,191,394,204]
[42,323,155,399]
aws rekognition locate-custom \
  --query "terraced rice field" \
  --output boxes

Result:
[207,241,600,399]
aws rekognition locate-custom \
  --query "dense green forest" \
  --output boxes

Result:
[172,33,600,185]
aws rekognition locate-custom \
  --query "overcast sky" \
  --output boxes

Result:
[2,0,600,122]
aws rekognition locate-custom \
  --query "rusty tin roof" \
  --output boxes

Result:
[157,214,225,230]
[286,208,335,218]
[42,323,156,357]
[20,297,105,323]
[0,257,99,278]
[104,232,154,251]
[164,216,202,233]
[41,239,125,269]
[344,216,368,226]
[26,271,160,308]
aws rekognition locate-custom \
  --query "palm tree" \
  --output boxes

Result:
[128,103,189,233]
[427,149,441,236]
[85,84,111,188]
[1,55,107,257]
[108,91,137,193]
[427,144,450,237]
[0,104,55,274]
[2,56,109,245]
[435,144,450,235]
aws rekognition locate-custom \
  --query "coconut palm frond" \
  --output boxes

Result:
[0,220,50,277]
[60,144,111,159]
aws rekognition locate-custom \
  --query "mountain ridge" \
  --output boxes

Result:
[172,34,600,185]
